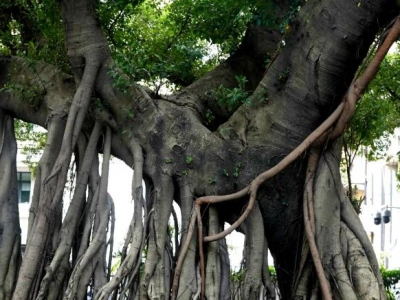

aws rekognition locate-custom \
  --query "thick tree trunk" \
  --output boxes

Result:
[0,111,21,300]
[0,0,397,299]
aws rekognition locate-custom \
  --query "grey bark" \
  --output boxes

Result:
[0,0,396,299]
[0,111,21,300]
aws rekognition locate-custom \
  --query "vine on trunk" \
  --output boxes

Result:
[173,15,400,300]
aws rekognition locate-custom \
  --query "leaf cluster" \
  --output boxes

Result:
[97,0,300,91]
[14,119,47,175]
[212,75,250,112]
[345,52,400,161]
[0,0,69,72]
[380,266,400,300]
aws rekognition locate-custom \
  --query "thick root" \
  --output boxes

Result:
[0,111,21,300]
[205,207,221,300]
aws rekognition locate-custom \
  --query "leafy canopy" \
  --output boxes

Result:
[1,0,302,91]
[345,51,400,161]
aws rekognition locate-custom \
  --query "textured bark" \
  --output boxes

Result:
[0,111,21,300]
[0,0,397,299]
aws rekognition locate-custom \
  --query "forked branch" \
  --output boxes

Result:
[172,14,400,300]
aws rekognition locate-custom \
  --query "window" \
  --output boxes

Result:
[17,172,31,203]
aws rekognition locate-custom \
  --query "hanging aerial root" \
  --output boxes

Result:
[199,101,344,243]
[172,103,344,300]
[331,15,400,139]
[241,203,264,300]
[173,14,400,300]
[261,239,275,299]
[45,62,100,187]
[64,125,112,300]
[0,111,21,299]
[195,205,205,300]
[37,121,102,300]
[296,14,400,300]
[13,117,66,300]
[303,150,332,300]
[219,237,231,300]
[140,175,174,300]
[95,142,145,300]
[107,200,116,282]
[174,182,198,300]
[172,206,198,300]
[205,207,221,300]
[340,190,385,299]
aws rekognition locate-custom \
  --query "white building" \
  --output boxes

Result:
[16,146,34,246]
[351,129,400,269]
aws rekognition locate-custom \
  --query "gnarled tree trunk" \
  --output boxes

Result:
[0,0,397,299]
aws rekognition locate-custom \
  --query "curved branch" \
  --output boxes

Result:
[202,101,344,242]
[331,15,400,138]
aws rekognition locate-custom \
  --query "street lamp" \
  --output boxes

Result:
[374,206,400,225]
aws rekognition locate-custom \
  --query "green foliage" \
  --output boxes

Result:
[221,168,229,177]
[268,266,277,279]
[213,75,250,112]
[233,162,242,178]
[380,266,400,299]
[252,0,301,32]
[207,177,216,184]
[0,0,69,72]
[345,53,400,161]
[14,119,46,175]
[1,81,45,111]
[185,155,193,164]
[2,0,302,92]
[230,268,245,282]
[123,107,135,119]
[204,109,215,125]
[98,0,219,90]
[96,0,301,91]
[278,67,291,84]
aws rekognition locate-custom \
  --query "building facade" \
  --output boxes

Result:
[353,129,400,269]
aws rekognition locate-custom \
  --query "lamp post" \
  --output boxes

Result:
[374,206,400,225]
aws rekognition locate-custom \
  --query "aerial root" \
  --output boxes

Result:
[172,100,344,299]
[241,203,264,300]
[140,175,174,299]
[205,207,221,299]
[195,205,205,299]
[0,111,21,299]
[320,148,385,298]
[170,15,400,300]
[95,142,145,300]
[340,192,385,298]
[338,222,380,299]
[219,237,231,300]
[171,206,198,300]
[37,121,102,300]
[64,125,112,300]
[261,238,275,299]
[303,149,333,300]
[173,182,198,300]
